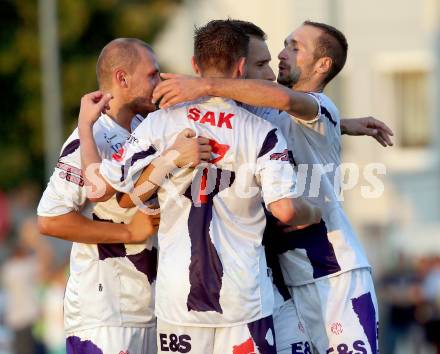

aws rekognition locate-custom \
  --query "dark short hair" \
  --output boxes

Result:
[96,38,154,89]
[194,19,250,74]
[303,20,348,84]
[228,19,267,41]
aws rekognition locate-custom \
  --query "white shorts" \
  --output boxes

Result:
[157,316,276,354]
[289,268,379,354]
[272,284,312,354]
[66,326,157,354]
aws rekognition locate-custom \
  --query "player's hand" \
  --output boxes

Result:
[341,116,394,147]
[126,208,160,243]
[152,73,208,109]
[166,128,212,168]
[279,222,312,233]
[78,90,113,128]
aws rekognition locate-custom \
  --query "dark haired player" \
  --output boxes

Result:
[152,21,384,354]
[78,20,321,354]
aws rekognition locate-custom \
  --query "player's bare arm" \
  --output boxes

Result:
[118,129,212,208]
[269,197,321,227]
[38,209,159,244]
[77,90,117,202]
[78,91,212,205]
[152,73,318,120]
[340,116,394,147]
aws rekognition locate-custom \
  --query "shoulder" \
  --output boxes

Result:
[308,92,339,120]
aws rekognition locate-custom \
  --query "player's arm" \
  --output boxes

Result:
[77,91,116,203]
[117,130,212,208]
[256,126,321,227]
[269,197,321,227]
[38,209,159,244]
[152,74,318,120]
[340,116,394,147]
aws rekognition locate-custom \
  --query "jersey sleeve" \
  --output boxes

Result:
[292,92,340,145]
[100,115,162,194]
[255,125,297,206]
[37,131,87,217]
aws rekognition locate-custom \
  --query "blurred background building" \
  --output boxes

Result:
[0,0,439,353]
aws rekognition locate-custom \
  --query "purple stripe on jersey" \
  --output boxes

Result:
[352,292,377,354]
[127,247,158,284]
[183,166,235,313]
[120,145,157,182]
[321,106,337,127]
[98,243,127,260]
[263,212,291,301]
[92,213,128,260]
[274,220,341,278]
[247,315,277,354]
[257,128,278,158]
[66,336,103,354]
[129,146,157,167]
[59,139,80,159]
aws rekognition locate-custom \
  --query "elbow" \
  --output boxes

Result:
[279,91,293,112]
[117,193,134,208]
[86,188,114,203]
[270,199,296,225]
[38,216,53,236]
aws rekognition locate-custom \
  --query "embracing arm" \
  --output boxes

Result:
[38,210,159,244]
[340,116,394,147]
[153,74,318,120]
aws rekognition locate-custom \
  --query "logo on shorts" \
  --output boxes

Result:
[330,322,343,335]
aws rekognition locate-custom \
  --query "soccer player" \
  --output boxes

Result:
[77,20,321,354]
[151,21,385,354]
[37,38,209,354]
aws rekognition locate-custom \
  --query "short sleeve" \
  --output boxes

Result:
[100,116,162,194]
[292,92,340,145]
[255,126,297,206]
[37,132,87,216]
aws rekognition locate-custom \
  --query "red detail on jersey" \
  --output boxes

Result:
[196,139,230,204]
[112,148,125,161]
[118,351,129,354]
[200,111,216,126]
[233,338,255,354]
[218,112,234,129]
[187,108,234,129]
[56,162,83,178]
[270,149,289,161]
[330,322,343,335]
[199,168,209,204]
[188,107,201,121]
[208,139,229,164]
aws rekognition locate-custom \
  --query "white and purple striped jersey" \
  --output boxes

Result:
[245,93,371,286]
[37,114,157,334]
[100,97,297,327]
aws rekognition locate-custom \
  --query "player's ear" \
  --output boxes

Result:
[316,56,332,76]
[234,57,247,79]
[115,69,128,88]
[191,56,202,77]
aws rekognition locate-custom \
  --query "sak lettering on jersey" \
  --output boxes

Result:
[187,107,234,129]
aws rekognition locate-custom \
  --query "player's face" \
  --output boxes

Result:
[244,37,276,81]
[277,25,320,89]
[126,49,160,115]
